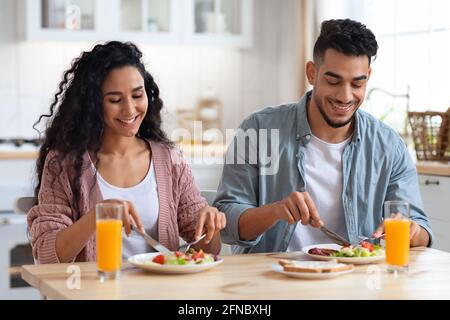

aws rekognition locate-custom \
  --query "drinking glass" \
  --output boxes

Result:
[384,201,410,274]
[96,203,123,282]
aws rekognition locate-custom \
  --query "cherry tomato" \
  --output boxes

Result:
[152,254,165,264]
[360,241,374,252]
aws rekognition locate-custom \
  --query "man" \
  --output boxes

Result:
[214,19,433,253]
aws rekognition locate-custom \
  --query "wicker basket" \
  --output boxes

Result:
[408,109,450,161]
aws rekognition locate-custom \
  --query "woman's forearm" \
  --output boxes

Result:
[55,209,96,262]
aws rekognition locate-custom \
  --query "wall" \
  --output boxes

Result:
[0,0,302,139]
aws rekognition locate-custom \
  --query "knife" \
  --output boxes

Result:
[130,224,172,254]
[298,186,352,246]
[306,212,352,246]
[318,225,351,246]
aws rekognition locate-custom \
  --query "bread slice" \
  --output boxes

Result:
[278,259,295,267]
[279,260,354,273]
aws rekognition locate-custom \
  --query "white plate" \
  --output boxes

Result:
[127,252,223,274]
[271,263,354,279]
[302,243,385,265]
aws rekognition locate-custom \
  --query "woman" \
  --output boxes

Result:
[28,41,226,264]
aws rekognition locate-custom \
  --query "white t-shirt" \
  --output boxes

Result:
[287,134,350,251]
[95,160,159,259]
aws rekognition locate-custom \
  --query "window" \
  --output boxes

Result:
[317,0,450,138]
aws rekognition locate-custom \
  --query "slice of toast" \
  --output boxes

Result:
[278,259,295,267]
[279,260,354,273]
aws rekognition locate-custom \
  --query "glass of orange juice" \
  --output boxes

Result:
[384,201,410,274]
[96,203,123,282]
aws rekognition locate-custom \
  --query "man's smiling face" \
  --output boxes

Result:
[307,48,371,128]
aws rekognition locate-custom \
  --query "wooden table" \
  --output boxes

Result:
[21,247,450,300]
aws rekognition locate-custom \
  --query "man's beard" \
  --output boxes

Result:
[314,94,357,129]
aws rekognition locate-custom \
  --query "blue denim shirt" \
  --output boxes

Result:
[214,91,433,253]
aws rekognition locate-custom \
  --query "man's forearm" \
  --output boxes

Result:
[238,203,279,241]
[411,226,430,247]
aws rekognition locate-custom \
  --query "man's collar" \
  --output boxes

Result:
[295,91,313,144]
[296,90,361,145]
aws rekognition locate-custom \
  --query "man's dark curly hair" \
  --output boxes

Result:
[33,41,172,213]
[313,19,378,65]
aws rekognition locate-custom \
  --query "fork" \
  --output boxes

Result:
[178,234,207,253]
[358,234,385,243]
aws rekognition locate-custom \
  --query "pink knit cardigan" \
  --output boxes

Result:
[27,140,207,264]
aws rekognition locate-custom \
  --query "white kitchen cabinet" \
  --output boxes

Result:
[190,161,223,191]
[17,0,176,42]
[116,0,181,43]
[17,0,253,47]
[183,0,253,47]
[418,174,450,252]
[0,158,35,211]
[17,0,105,41]
[0,216,40,299]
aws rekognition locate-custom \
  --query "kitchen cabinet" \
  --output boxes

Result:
[0,156,36,212]
[178,143,226,191]
[17,0,103,41]
[0,215,39,299]
[17,0,253,47]
[117,0,180,43]
[418,174,450,252]
[17,0,177,42]
[183,0,253,47]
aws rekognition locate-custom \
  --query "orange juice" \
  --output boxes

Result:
[384,218,410,266]
[96,219,123,272]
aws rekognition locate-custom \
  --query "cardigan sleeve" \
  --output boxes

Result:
[27,151,76,264]
[171,148,208,243]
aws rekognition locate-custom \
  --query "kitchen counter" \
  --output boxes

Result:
[416,161,450,177]
[0,143,229,160]
[0,151,38,160]
[2,147,449,178]
[0,144,39,160]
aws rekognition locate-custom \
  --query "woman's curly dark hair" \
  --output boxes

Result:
[33,41,172,213]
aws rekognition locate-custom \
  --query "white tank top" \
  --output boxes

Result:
[95,160,159,258]
[288,134,350,251]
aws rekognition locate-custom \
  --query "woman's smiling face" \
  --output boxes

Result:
[101,66,148,137]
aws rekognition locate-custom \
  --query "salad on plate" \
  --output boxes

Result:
[146,248,219,266]
[128,248,223,274]
[326,242,385,258]
[303,241,385,265]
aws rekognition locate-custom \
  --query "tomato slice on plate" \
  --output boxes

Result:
[152,254,165,264]
[360,241,374,252]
